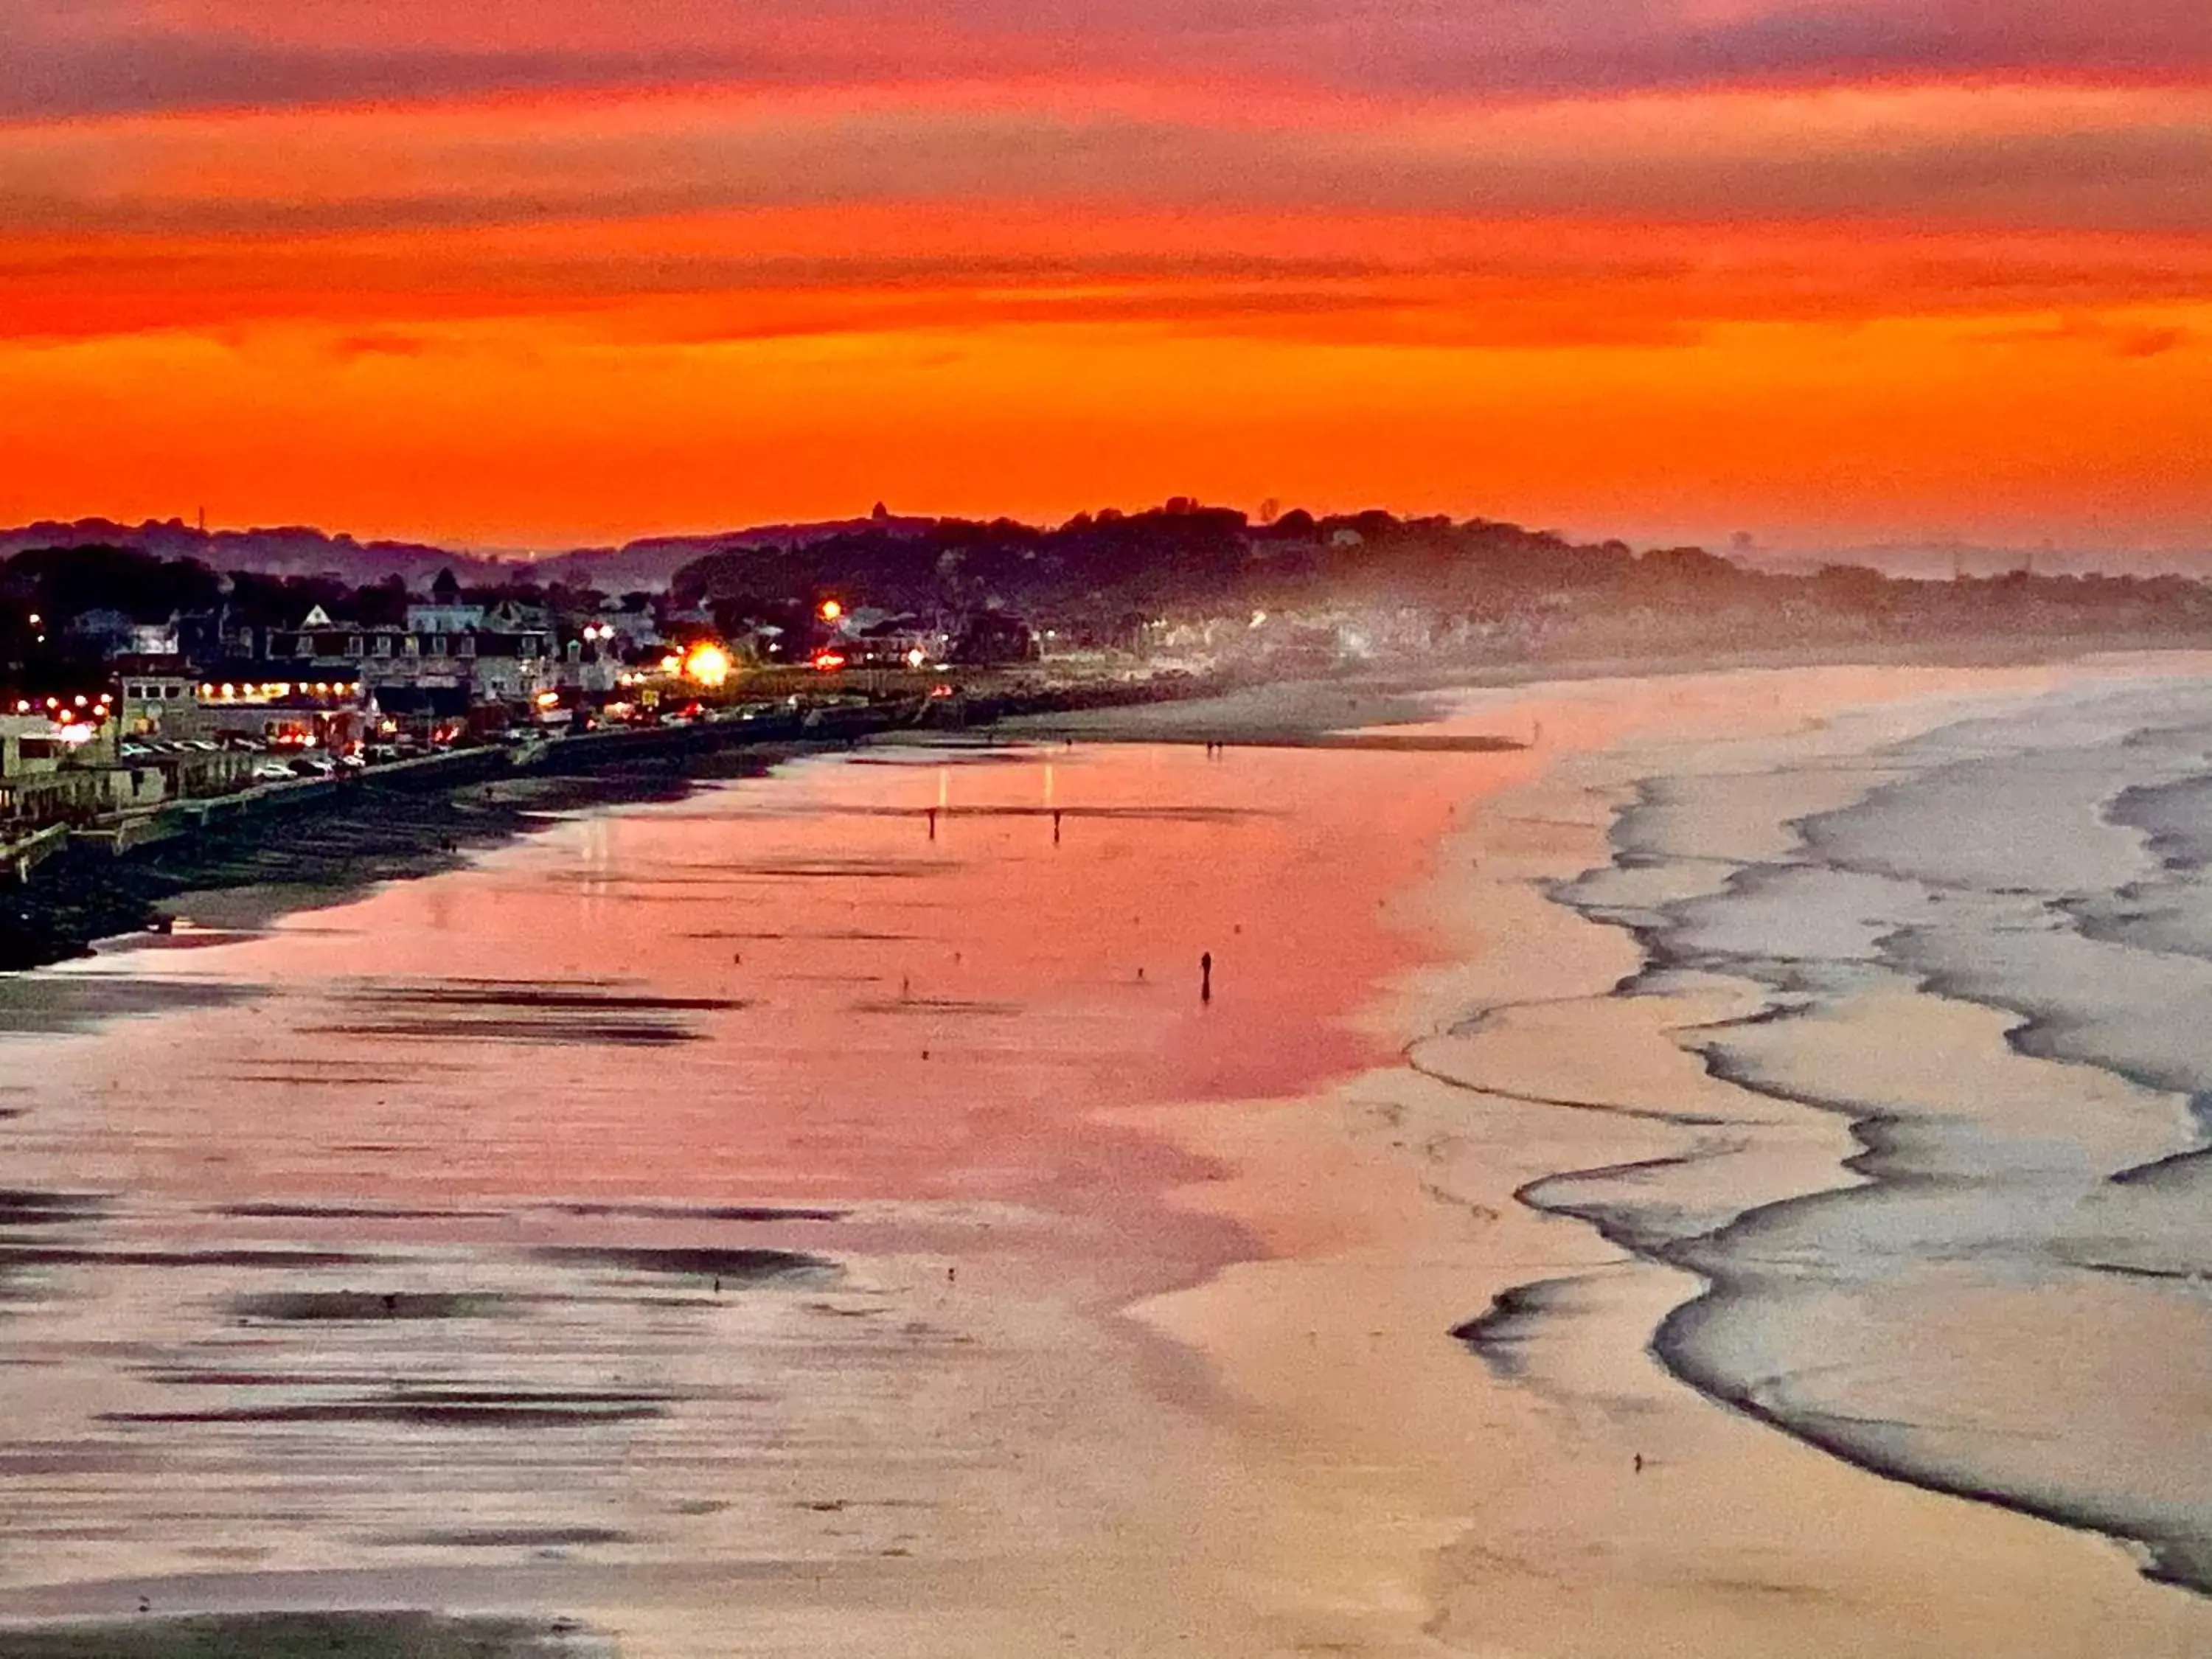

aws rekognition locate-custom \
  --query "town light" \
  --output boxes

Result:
[682,641,732,689]
[905,647,927,669]
[818,599,843,622]
[811,650,846,672]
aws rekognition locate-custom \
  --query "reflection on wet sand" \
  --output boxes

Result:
[0,739,1480,1655]
[15,674,2211,1658]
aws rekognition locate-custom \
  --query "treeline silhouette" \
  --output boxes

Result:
[7,503,2211,675]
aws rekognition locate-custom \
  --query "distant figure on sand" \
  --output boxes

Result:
[1200,951,1213,1003]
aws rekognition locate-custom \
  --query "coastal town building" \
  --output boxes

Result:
[261,606,554,704]
[114,656,204,737]
[0,704,166,826]
[189,670,369,753]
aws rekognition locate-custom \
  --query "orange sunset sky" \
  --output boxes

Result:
[2,1,2208,552]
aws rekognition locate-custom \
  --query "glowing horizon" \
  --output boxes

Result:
[4,0,2208,552]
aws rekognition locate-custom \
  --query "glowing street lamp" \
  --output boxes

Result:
[683,641,732,689]
[818,599,844,623]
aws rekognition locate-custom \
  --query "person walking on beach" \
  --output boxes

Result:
[1200,950,1213,1004]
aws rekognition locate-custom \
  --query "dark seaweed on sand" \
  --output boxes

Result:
[104,1386,672,1429]
[0,1612,598,1658]
[535,1245,837,1284]
[0,1190,106,1228]
[228,1290,512,1323]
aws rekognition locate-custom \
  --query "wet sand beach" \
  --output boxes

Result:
[6,658,2212,1655]
[1133,658,2212,1656]
[0,731,1499,1655]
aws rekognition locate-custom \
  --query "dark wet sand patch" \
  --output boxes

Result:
[298,980,745,1046]
[0,977,261,1036]
[104,1388,671,1429]
[0,1248,371,1270]
[0,1191,108,1228]
[683,928,922,942]
[217,1074,420,1089]
[535,1245,837,1284]
[701,859,933,880]
[302,1020,705,1048]
[377,1526,633,1550]
[844,751,1037,767]
[228,1291,515,1324]
[0,1611,596,1658]
[217,1203,507,1222]
[850,997,1021,1016]
[551,1202,844,1224]
[139,1371,445,1389]
[297,981,746,1045]
[0,1445,144,1478]
[343,981,745,1014]
[16,1526,135,1545]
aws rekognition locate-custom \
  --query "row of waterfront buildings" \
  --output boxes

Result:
[1,568,1033,849]
[1,573,680,844]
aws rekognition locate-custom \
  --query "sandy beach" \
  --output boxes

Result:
[5,656,2212,1655]
[1126,658,2212,1656]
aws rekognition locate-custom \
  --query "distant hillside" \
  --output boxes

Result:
[10,509,2212,672]
[529,507,942,594]
[0,518,503,588]
[0,508,947,595]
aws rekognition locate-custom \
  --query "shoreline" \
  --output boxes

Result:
[13,632,2203,977]
[7,655,2212,1653]
[1125,658,2212,1655]
[1531,659,2212,1599]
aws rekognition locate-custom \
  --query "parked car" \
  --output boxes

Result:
[251,762,294,783]
[291,755,337,778]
